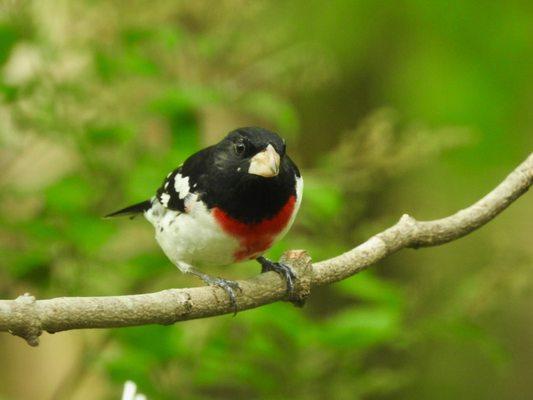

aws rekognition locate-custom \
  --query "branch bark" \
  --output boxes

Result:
[1,153,532,346]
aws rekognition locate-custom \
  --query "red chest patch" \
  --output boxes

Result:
[213,195,296,261]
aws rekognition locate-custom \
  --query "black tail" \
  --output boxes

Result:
[104,199,152,218]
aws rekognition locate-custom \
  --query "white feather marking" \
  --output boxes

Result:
[160,192,170,207]
[174,174,190,199]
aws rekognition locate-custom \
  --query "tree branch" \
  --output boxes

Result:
[1,153,532,346]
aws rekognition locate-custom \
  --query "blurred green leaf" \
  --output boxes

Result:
[322,307,401,348]
[302,178,343,219]
[0,24,19,66]
[65,215,116,254]
[45,176,93,215]
[335,271,404,308]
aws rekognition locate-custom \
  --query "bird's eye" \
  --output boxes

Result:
[234,142,246,155]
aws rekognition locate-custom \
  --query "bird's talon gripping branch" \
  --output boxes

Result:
[187,268,241,315]
[200,275,241,315]
[257,256,297,295]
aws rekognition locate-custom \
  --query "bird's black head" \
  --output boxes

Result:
[214,127,287,179]
[179,126,298,223]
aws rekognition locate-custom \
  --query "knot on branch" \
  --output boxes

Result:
[163,290,193,323]
[376,213,420,252]
[397,213,423,248]
[280,250,313,307]
[10,293,42,346]
[399,213,417,226]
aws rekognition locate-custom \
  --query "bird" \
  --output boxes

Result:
[106,127,303,311]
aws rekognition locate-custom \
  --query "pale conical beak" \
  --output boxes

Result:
[248,144,280,178]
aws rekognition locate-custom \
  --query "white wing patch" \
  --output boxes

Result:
[174,174,190,200]
[160,192,170,207]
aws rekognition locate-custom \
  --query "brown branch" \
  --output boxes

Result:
[1,153,532,346]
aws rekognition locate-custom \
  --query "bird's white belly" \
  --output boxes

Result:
[145,198,238,268]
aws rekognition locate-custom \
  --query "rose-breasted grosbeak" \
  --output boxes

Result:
[106,127,303,310]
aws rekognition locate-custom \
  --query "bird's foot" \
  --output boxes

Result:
[199,274,240,315]
[257,256,296,296]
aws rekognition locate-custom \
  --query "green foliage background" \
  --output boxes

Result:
[0,1,531,399]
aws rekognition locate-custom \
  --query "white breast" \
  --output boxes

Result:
[145,196,239,269]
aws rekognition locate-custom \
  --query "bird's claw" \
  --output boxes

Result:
[201,275,240,315]
[257,257,297,296]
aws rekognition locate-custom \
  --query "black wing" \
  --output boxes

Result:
[155,165,190,212]
[105,165,190,218]
[107,145,212,218]
[156,145,214,212]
